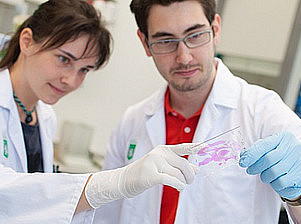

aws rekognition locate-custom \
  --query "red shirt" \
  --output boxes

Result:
[160,88,203,224]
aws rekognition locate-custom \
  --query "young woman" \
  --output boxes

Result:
[0,0,201,223]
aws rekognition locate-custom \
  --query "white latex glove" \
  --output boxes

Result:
[85,143,203,208]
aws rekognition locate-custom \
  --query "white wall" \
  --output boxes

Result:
[217,0,299,62]
[53,0,164,156]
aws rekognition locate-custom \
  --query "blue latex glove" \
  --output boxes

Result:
[239,132,301,200]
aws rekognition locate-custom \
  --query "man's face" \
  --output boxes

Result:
[138,1,221,93]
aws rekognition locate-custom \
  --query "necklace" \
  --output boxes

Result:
[13,92,36,124]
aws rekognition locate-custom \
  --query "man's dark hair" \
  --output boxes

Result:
[130,0,216,38]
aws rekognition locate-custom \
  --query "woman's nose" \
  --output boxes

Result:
[60,69,80,89]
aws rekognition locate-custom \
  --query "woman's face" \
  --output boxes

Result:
[23,34,98,105]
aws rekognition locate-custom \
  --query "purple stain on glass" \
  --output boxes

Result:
[196,140,241,167]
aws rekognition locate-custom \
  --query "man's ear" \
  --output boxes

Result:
[19,28,38,56]
[137,29,152,57]
[211,14,222,46]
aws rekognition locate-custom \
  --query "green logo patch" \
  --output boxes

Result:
[3,139,8,158]
[127,141,136,160]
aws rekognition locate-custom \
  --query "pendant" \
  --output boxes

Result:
[25,115,33,124]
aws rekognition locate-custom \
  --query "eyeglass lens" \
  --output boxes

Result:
[150,30,211,54]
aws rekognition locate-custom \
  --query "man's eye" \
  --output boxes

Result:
[59,55,69,64]
[190,32,203,39]
[157,40,175,46]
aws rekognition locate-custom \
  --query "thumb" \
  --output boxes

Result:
[239,132,283,168]
[167,142,207,156]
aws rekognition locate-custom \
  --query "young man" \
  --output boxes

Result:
[95,0,301,223]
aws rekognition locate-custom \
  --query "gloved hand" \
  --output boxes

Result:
[239,132,301,200]
[85,143,203,208]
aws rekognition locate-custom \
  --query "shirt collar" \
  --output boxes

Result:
[164,87,203,119]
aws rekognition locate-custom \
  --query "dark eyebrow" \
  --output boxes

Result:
[151,24,207,39]
[183,24,207,34]
[59,49,79,61]
[59,49,96,69]
[151,32,174,39]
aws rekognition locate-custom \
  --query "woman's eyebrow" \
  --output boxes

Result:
[59,49,96,69]
[59,49,79,61]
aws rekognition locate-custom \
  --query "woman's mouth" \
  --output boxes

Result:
[49,83,65,96]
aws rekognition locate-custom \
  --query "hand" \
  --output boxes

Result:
[239,132,301,200]
[85,143,203,208]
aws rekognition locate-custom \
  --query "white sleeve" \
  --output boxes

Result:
[93,114,129,223]
[0,164,93,224]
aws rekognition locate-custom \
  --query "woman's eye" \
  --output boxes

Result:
[59,55,69,64]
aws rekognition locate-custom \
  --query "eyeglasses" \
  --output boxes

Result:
[148,29,212,55]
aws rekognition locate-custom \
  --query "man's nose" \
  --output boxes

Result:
[175,41,193,65]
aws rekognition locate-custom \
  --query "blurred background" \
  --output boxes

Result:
[0,0,300,176]
[1,1,300,222]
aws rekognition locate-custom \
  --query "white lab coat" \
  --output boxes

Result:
[0,69,94,224]
[94,59,301,224]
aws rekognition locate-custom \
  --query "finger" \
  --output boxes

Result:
[160,162,187,184]
[189,163,201,175]
[168,142,207,156]
[270,174,297,194]
[165,151,196,184]
[239,133,284,168]
[155,173,186,191]
[259,159,291,184]
[246,146,287,175]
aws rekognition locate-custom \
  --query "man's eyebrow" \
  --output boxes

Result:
[151,32,174,39]
[59,49,79,61]
[150,24,207,39]
[183,24,207,34]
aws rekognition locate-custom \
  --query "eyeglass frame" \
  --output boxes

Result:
[147,27,213,55]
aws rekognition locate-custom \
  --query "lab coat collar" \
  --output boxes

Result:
[0,69,15,110]
[36,102,55,173]
[143,87,166,116]
[0,69,27,171]
[209,58,240,109]
[144,88,166,147]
